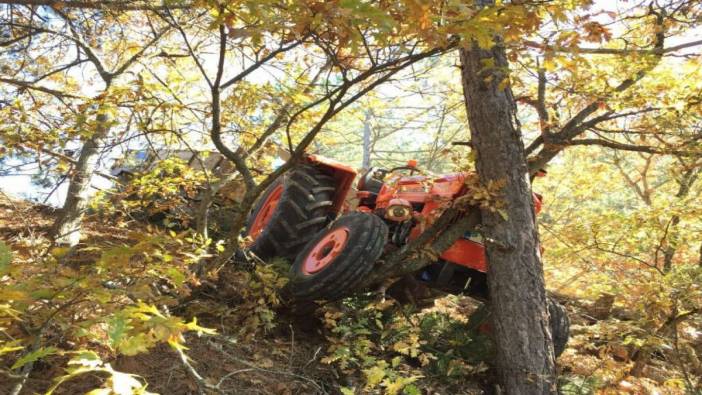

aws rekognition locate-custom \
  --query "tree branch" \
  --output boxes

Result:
[363,208,481,287]
[0,77,82,98]
[522,39,702,56]
[527,9,668,173]
[51,8,112,83]
[111,25,171,77]
[0,0,194,11]
[220,39,304,90]
[567,138,700,157]
[209,22,255,191]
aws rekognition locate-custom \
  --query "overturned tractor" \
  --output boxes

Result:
[244,154,569,356]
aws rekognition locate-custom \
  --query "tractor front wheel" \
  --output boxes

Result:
[287,212,388,301]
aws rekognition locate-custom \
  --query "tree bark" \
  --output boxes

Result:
[459,37,556,395]
[52,113,110,246]
[362,110,372,169]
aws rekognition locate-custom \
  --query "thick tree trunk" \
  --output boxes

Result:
[459,39,556,394]
[52,113,110,246]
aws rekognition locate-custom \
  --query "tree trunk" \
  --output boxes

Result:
[194,187,213,239]
[459,38,556,395]
[362,110,372,169]
[52,113,110,246]
[662,214,681,273]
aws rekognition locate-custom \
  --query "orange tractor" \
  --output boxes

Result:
[245,154,569,355]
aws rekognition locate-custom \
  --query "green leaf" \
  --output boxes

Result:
[116,333,150,356]
[165,267,186,285]
[108,315,130,349]
[403,383,421,395]
[384,376,421,395]
[11,346,59,370]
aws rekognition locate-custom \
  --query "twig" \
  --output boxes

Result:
[207,337,323,392]
[0,190,19,210]
[175,347,223,395]
[288,324,295,369]
[215,368,255,388]
[0,369,23,380]
[9,335,42,395]
[303,346,322,370]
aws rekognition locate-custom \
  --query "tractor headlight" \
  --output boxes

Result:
[385,198,413,222]
[391,206,410,218]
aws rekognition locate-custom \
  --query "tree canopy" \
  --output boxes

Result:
[1,0,701,393]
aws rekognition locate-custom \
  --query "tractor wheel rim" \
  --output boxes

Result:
[302,227,350,275]
[247,184,284,240]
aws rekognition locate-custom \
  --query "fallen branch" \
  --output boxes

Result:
[362,207,481,287]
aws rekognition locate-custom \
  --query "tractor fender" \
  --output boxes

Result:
[305,154,358,214]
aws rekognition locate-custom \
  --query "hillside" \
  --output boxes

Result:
[3,1,702,393]
[1,193,698,394]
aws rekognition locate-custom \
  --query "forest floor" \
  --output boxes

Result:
[0,193,694,394]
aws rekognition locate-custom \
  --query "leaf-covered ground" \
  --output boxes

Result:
[0,194,698,394]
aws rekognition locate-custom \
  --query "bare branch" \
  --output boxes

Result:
[567,138,700,157]
[0,77,82,98]
[111,25,171,77]
[220,39,304,90]
[523,39,702,56]
[51,8,112,83]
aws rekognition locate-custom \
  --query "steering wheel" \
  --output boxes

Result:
[360,163,421,189]
[388,165,420,176]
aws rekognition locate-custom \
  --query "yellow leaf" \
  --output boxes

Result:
[50,247,71,259]
[363,365,386,388]
[383,376,421,395]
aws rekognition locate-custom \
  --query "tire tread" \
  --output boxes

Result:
[246,165,336,260]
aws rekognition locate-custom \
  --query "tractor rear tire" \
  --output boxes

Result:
[246,165,335,260]
[466,297,570,357]
[287,212,388,301]
[548,297,570,357]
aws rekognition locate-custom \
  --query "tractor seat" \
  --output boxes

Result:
[357,168,384,206]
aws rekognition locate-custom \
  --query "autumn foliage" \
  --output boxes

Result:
[1,0,701,394]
